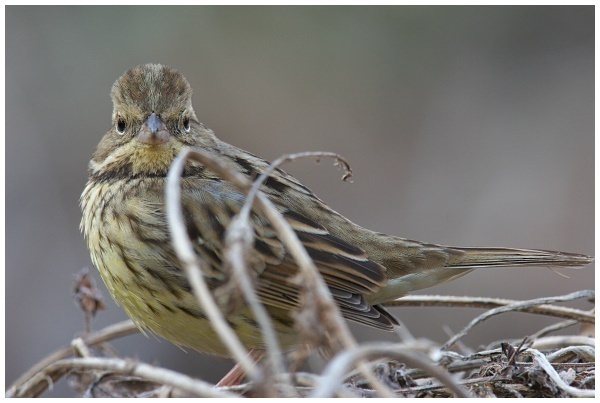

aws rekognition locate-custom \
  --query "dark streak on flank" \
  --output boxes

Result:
[146,303,158,315]
[123,210,165,246]
[144,265,183,300]
[114,243,143,280]
[159,301,176,313]
[177,305,208,320]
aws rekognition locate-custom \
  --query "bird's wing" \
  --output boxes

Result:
[178,178,397,330]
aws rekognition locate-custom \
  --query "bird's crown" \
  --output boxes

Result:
[111,64,193,119]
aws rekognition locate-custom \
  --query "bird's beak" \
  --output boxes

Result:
[137,113,170,145]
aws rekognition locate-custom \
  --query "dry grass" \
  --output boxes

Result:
[6,149,595,398]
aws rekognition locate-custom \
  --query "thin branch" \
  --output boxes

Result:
[71,338,93,358]
[440,290,595,351]
[383,293,595,323]
[531,335,595,350]
[10,356,239,398]
[528,319,579,340]
[7,320,138,396]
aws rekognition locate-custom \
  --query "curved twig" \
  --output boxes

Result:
[10,356,238,398]
[7,320,138,396]
[521,348,594,398]
[310,342,473,398]
[440,290,595,351]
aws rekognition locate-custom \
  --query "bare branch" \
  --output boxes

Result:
[7,320,138,395]
[384,293,595,323]
[528,319,579,340]
[10,356,239,398]
[440,290,595,351]
[531,335,595,350]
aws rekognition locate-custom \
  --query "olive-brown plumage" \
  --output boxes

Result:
[81,64,593,355]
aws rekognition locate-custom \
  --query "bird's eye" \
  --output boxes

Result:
[183,116,191,132]
[116,116,126,134]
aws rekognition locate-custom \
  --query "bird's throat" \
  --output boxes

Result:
[130,141,183,176]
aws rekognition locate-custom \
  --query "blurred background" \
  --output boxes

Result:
[6,6,594,397]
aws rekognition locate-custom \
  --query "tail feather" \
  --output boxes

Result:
[448,247,593,269]
[368,245,592,304]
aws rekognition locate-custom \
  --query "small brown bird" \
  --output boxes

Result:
[81,64,592,359]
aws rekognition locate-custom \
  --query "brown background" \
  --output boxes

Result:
[6,6,594,397]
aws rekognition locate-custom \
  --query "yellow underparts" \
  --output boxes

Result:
[130,140,183,175]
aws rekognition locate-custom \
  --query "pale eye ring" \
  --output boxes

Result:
[183,116,191,132]
[116,116,126,134]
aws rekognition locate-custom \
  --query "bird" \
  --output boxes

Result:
[81,63,592,364]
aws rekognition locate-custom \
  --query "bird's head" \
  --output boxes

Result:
[89,64,215,180]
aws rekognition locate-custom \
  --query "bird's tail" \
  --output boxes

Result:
[371,243,593,303]
[447,247,593,270]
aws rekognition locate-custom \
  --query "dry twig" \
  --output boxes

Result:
[440,290,595,351]
[6,320,138,397]
[384,294,594,323]
[10,356,237,398]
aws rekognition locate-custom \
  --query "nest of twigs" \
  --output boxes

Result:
[6,150,595,398]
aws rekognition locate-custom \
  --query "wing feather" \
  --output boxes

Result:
[179,178,397,330]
